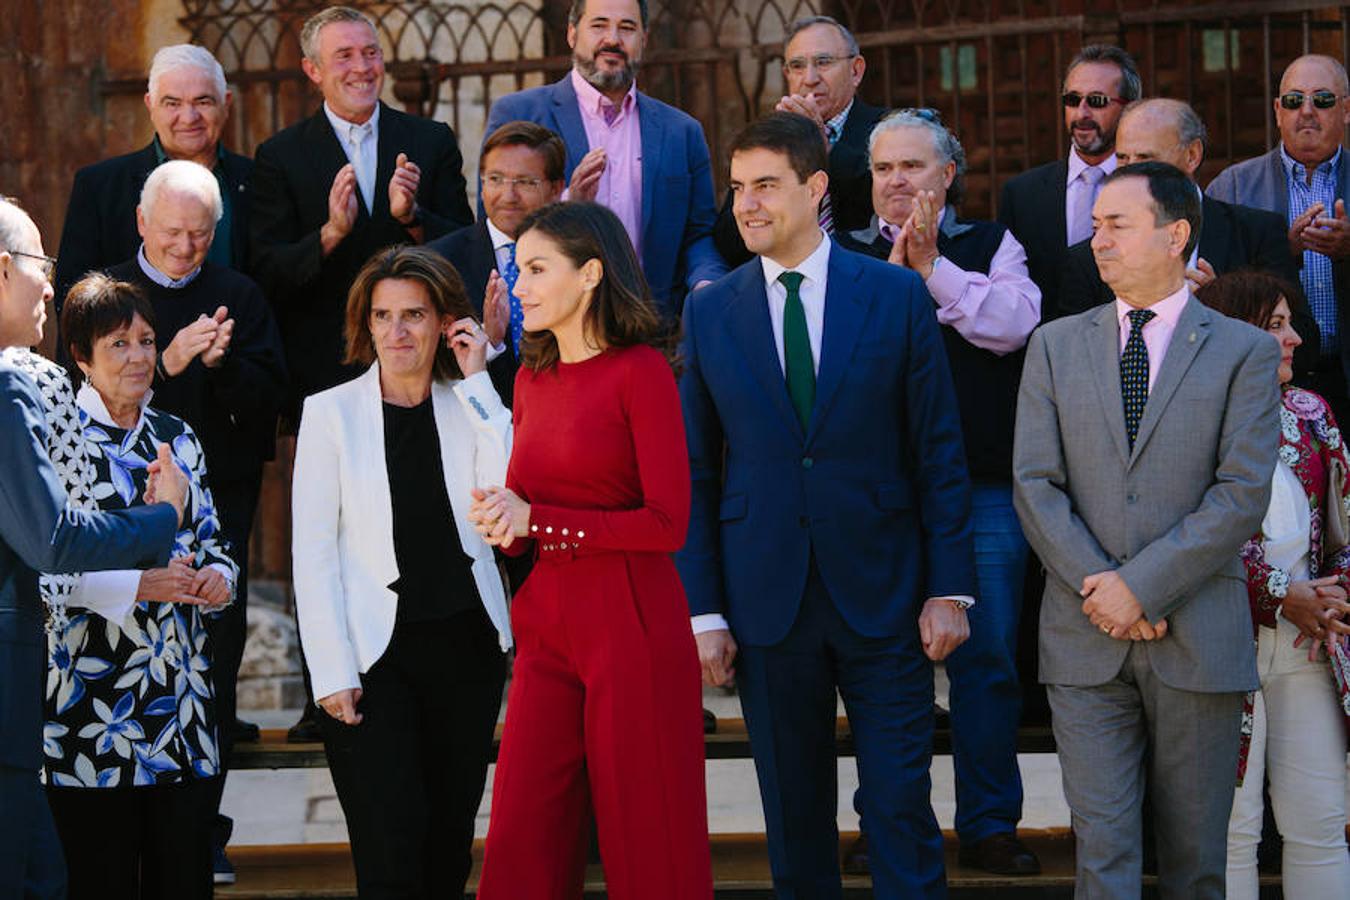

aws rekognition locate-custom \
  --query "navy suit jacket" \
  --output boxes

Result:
[0,364,176,771]
[676,242,976,646]
[484,75,726,318]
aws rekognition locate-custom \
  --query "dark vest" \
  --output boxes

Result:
[839,218,1024,482]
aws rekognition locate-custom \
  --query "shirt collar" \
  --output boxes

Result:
[1114,281,1190,330]
[137,244,201,289]
[824,101,854,144]
[324,100,380,142]
[485,217,515,252]
[152,134,224,168]
[570,68,637,119]
[1067,148,1118,184]
[76,380,153,434]
[878,207,947,243]
[1279,142,1342,181]
[761,229,832,292]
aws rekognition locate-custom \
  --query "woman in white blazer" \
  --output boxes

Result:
[291,246,512,898]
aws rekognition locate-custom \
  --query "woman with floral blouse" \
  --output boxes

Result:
[44,274,235,900]
[1196,271,1350,900]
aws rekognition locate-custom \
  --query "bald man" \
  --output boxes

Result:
[1060,99,1314,374]
[1208,54,1350,420]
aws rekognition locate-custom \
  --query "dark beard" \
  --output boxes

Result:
[575,50,638,93]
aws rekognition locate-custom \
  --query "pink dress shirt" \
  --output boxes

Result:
[878,211,1042,355]
[570,69,643,260]
[1114,283,1190,391]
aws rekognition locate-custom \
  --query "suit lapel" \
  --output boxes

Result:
[724,264,802,440]
[637,93,665,246]
[550,77,590,177]
[1267,149,1290,218]
[1087,304,1131,466]
[306,110,359,217]
[1198,196,1234,273]
[809,244,871,440]
[1048,161,1069,249]
[1128,297,1210,466]
[371,103,400,222]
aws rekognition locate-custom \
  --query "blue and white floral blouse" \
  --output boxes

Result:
[44,383,236,789]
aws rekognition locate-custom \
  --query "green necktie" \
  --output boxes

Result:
[779,270,815,428]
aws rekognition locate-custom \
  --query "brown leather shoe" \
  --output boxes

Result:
[957,833,1042,875]
[841,834,870,875]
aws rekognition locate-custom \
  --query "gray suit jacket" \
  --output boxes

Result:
[1207,145,1350,383]
[1012,297,1279,693]
[0,363,177,771]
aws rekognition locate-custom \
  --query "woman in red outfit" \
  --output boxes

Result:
[469,202,711,900]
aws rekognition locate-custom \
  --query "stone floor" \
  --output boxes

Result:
[223,676,1075,845]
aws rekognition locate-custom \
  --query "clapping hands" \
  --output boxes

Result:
[887,190,941,279]
[163,307,232,376]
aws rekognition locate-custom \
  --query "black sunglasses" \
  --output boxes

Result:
[1279,90,1340,110]
[1062,91,1126,109]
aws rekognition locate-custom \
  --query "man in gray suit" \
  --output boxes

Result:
[1207,53,1350,422]
[0,197,189,898]
[1013,162,1280,899]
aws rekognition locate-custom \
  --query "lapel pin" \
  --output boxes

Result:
[1188,332,1196,343]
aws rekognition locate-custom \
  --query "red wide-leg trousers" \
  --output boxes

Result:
[477,550,712,900]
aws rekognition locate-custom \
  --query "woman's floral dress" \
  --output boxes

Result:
[44,384,236,789]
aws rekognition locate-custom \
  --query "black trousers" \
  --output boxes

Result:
[203,476,261,843]
[319,607,505,899]
[46,777,215,900]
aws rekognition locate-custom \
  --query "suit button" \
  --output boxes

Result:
[801,456,814,469]
[1127,493,1137,504]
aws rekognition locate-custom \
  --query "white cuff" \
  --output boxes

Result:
[691,613,731,635]
[485,340,506,363]
[68,570,142,624]
[930,594,976,609]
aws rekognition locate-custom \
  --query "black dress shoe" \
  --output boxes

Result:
[703,707,717,734]
[286,704,323,744]
[232,718,261,743]
[841,834,869,875]
[958,833,1042,875]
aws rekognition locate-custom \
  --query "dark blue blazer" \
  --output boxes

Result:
[676,243,977,646]
[0,365,177,771]
[484,76,727,317]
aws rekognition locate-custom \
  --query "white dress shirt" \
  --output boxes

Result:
[1262,460,1312,584]
[324,101,380,214]
[690,231,973,636]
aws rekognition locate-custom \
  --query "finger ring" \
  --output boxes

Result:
[1100,624,1112,634]
[914,222,926,232]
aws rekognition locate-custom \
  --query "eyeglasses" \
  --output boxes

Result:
[784,53,856,74]
[1279,90,1341,110]
[9,250,56,281]
[1062,91,1127,109]
[483,173,547,190]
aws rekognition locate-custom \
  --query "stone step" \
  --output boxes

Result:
[229,720,1059,770]
[215,829,1299,898]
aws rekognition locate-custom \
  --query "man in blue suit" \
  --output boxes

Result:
[483,0,726,319]
[0,198,188,899]
[677,113,977,899]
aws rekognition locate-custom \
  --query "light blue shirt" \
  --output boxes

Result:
[1280,143,1342,356]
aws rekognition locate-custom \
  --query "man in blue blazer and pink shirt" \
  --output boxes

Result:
[482,0,726,319]
[677,112,977,898]
[0,198,189,898]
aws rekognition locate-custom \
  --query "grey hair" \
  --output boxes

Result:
[140,160,223,224]
[1064,44,1142,102]
[868,111,968,207]
[147,45,227,102]
[784,15,860,57]
[301,6,378,64]
[1122,98,1207,154]
[0,197,32,254]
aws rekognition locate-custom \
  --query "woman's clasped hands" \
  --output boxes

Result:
[468,487,531,548]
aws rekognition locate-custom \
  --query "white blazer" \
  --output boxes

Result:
[291,364,514,701]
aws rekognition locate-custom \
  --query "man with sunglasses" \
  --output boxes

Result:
[1208,54,1350,423]
[711,15,888,267]
[998,45,1141,321]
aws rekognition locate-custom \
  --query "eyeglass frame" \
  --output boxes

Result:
[1278,90,1342,110]
[481,173,549,191]
[783,53,857,74]
[7,250,56,280]
[896,107,943,124]
[1061,91,1127,110]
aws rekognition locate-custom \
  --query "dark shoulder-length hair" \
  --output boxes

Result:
[1194,269,1301,330]
[61,273,157,386]
[515,201,678,372]
[344,245,474,382]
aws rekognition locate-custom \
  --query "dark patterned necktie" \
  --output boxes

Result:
[779,271,814,428]
[1120,308,1156,449]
